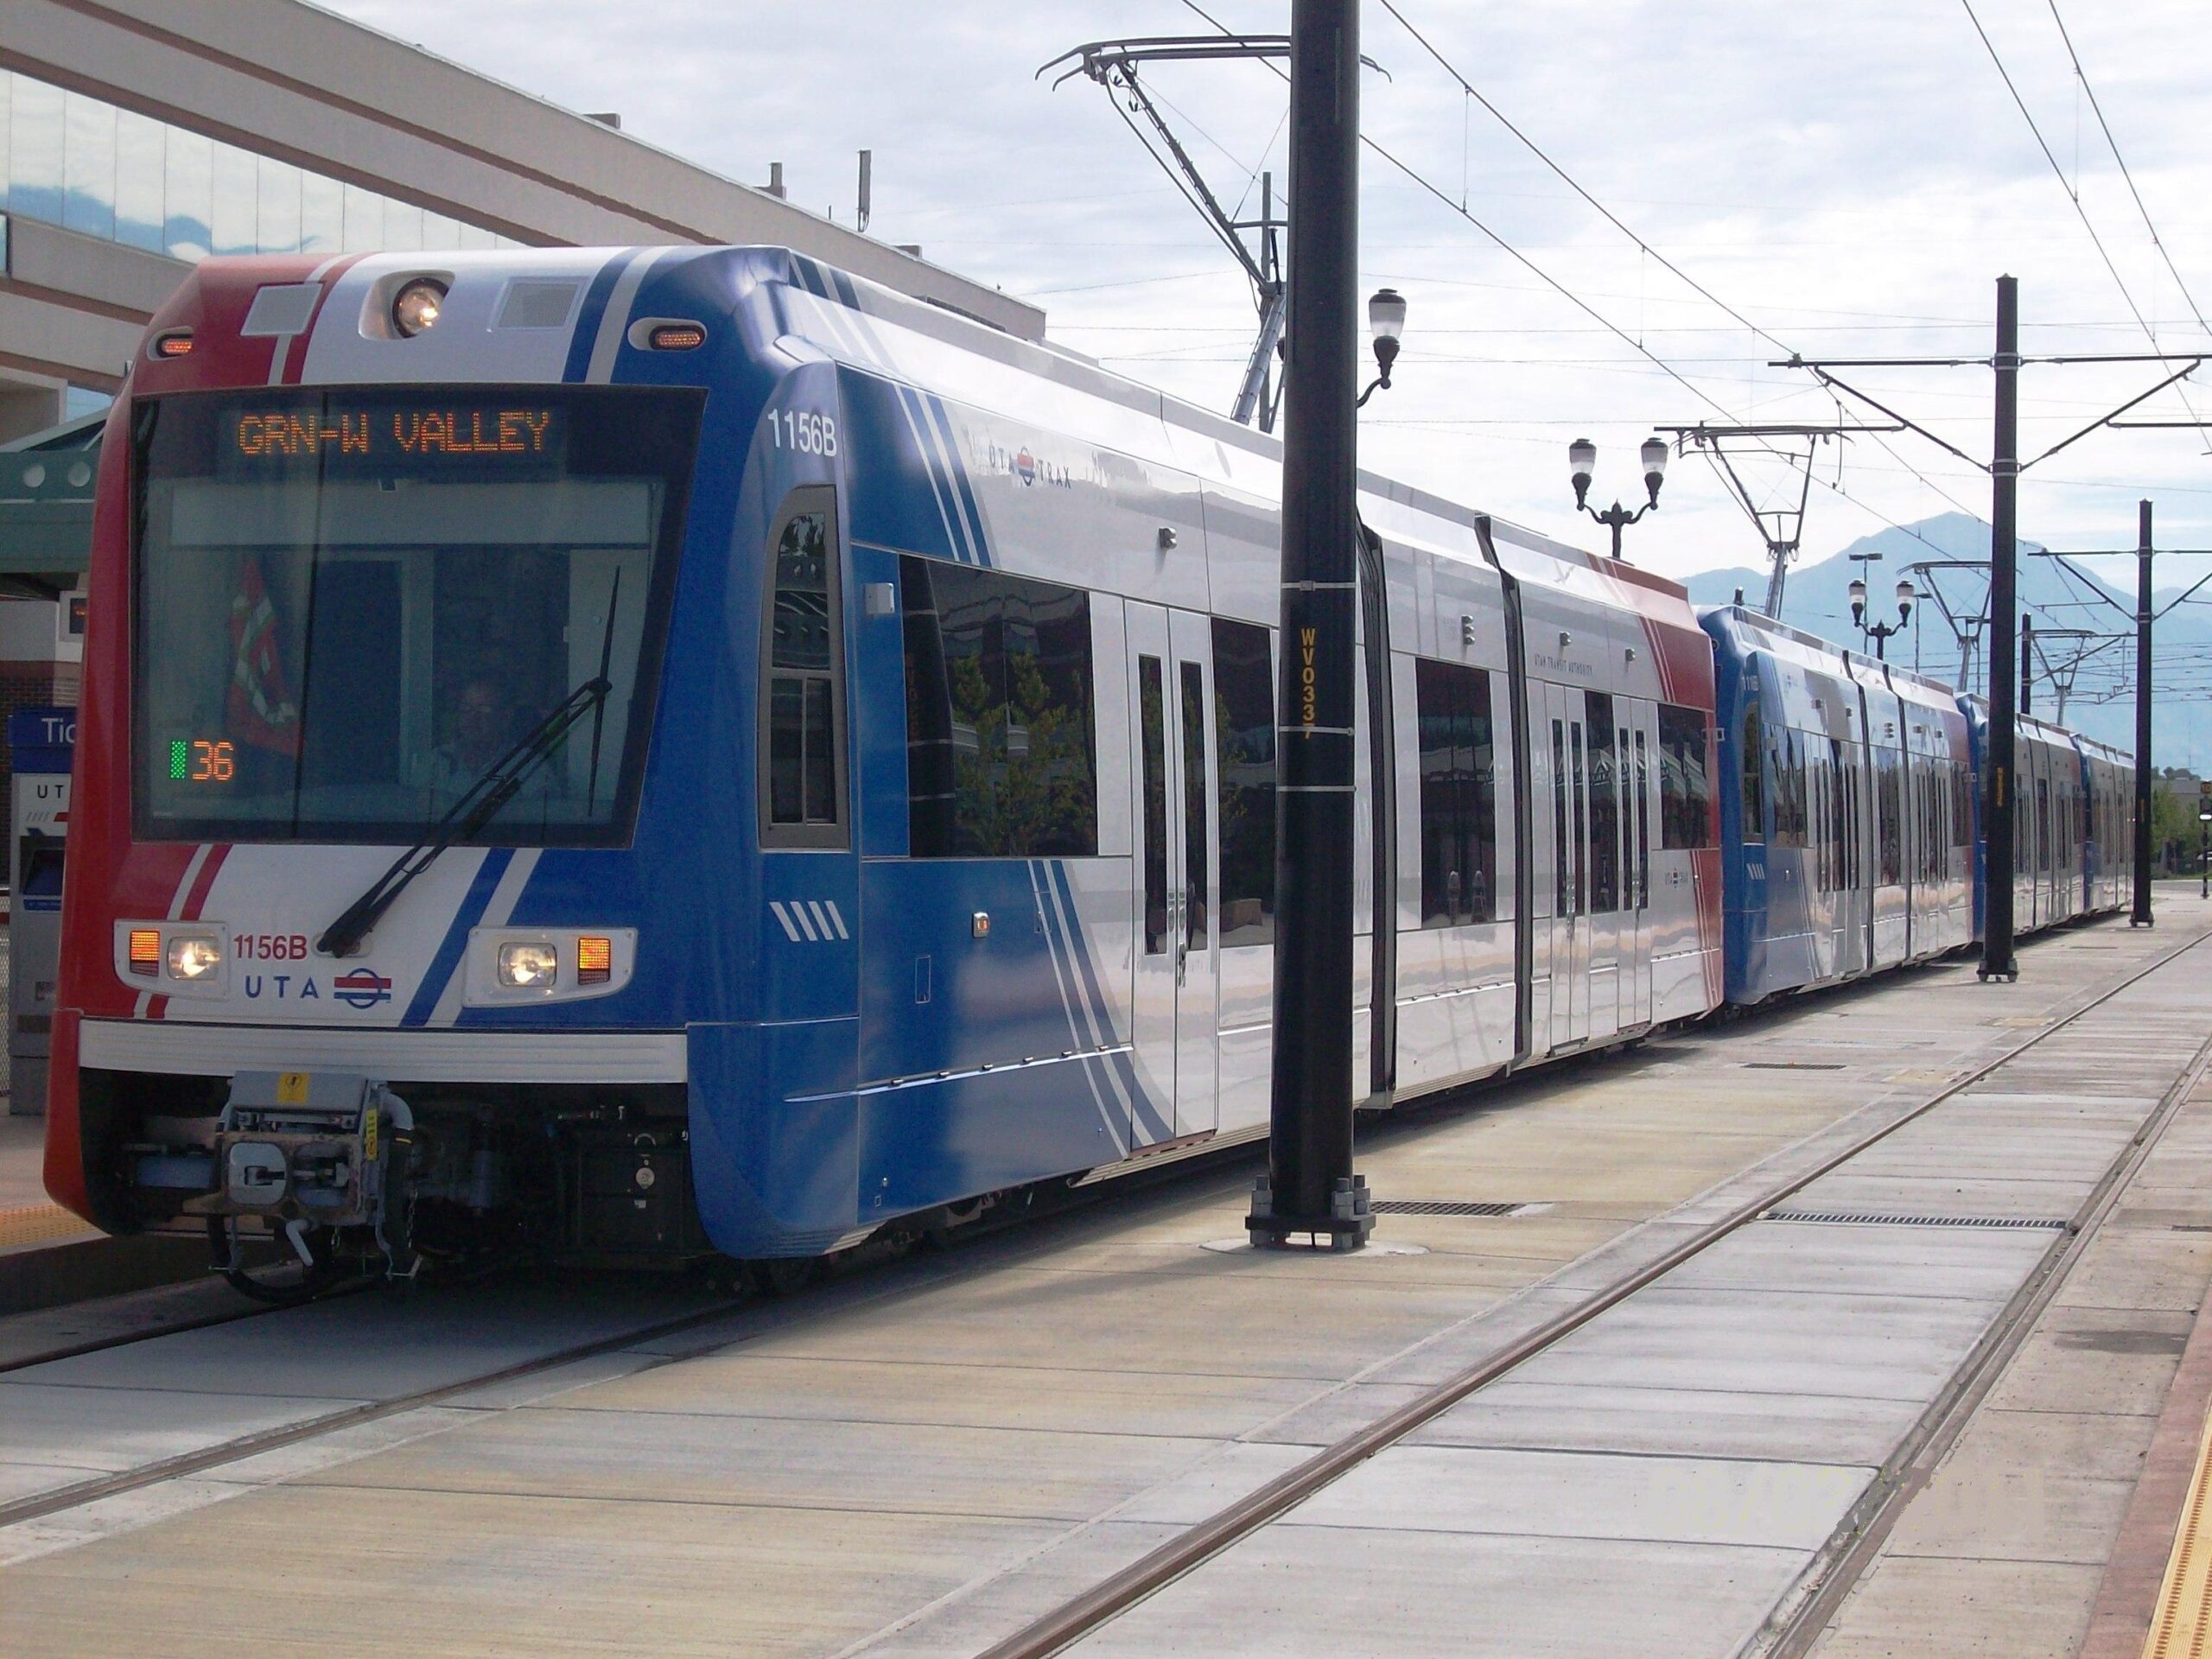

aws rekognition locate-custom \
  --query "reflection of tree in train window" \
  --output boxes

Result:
[1740,697,1766,842]
[1414,659,1497,928]
[901,557,1096,858]
[1657,702,1712,851]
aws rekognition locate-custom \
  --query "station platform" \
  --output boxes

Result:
[0,1117,87,1246]
[3,904,2212,1657]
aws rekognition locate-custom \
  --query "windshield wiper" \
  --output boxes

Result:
[316,575,624,960]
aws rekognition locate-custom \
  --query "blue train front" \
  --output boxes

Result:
[60,244,1097,1270]
[1702,604,2128,1010]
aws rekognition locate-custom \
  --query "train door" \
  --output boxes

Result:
[1850,689,1878,972]
[2032,754,2051,931]
[1126,604,1220,1142]
[1830,735,1865,980]
[1545,683,1591,1051]
[1584,691,1622,1042]
[1808,747,1831,980]
[1624,702,1654,1032]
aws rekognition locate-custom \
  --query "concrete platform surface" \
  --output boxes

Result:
[2,905,2209,1659]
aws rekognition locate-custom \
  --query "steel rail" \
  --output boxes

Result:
[0,1290,747,1530]
[975,920,2212,1659]
[1764,946,2212,1655]
[0,1284,317,1377]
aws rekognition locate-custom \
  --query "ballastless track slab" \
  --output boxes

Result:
[3,905,2208,1658]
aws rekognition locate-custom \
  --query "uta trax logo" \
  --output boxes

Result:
[331,969,393,1010]
[979,439,1073,491]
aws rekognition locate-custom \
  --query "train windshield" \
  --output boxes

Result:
[130,385,701,845]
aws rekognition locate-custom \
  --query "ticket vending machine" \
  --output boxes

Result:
[10,707,73,1116]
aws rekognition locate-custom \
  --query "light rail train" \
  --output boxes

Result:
[41,246,2129,1289]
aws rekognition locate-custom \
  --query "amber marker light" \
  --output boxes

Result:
[128,929,161,976]
[575,935,613,984]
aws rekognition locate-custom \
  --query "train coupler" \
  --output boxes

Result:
[186,1071,417,1290]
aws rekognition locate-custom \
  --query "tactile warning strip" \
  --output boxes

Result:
[2145,1401,2212,1657]
[0,1203,96,1249]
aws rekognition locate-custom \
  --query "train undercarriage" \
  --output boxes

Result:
[77,1064,1020,1303]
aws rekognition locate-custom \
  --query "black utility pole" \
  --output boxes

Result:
[1249,0,1371,1251]
[1982,276,2020,982]
[1772,283,2207,969]
[2133,500,2155,926]
[2020,613,2033,716]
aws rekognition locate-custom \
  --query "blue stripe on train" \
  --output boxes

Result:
[402,849,513,1027]
[1039,859,1169,1143]
[560,249,641,383]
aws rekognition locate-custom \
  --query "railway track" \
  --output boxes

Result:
[3,916,2199,1638]
[967,918,2212,1659]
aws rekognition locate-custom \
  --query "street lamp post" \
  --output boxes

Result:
[1567,436,1669,561]
[1849,574,1916,661]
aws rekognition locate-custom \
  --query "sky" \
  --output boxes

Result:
[322,0,2212,593]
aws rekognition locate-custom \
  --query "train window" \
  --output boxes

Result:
[1139,657,1167,956]
[899,556,1097,859]
[1739,697,1767,843]
[1415,658,1497,928]
[1771,728,1808,850]
[1877,747,1903,886]
[1212,619,1277,948]
[1905,761,1918,881]
[1657,703,1712,851]
[1587,694,1619,912]
[1634,727,1650,906]
[762,494,847,845]
[1180,661,1209,947]
[1930,765,1944,880]
[1815,760,1831,892]
[131,384,700,848]
[1831,743,1849,898]
[1941,766,1953,880]
[1572,721,1588,917]
[1553,719,1571,916]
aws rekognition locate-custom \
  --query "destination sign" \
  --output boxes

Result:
[227,406,561,462]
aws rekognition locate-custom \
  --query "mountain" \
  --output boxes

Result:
[1679,512,2209,767]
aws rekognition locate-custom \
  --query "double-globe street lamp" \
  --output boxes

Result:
[1568,436,1669,561]
[1848,574,1916,660]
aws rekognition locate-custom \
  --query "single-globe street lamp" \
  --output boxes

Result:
[1357,288,1408,407]
[1849,574,1916,660]
[1568,435,1669,561]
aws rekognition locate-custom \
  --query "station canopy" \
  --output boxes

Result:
[0,412,100,597]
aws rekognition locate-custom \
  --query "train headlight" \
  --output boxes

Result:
[391,277,448,338]
[497,941,559,988]
[166,935,224,980]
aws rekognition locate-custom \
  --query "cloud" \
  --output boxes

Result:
[321,0,2212,582]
